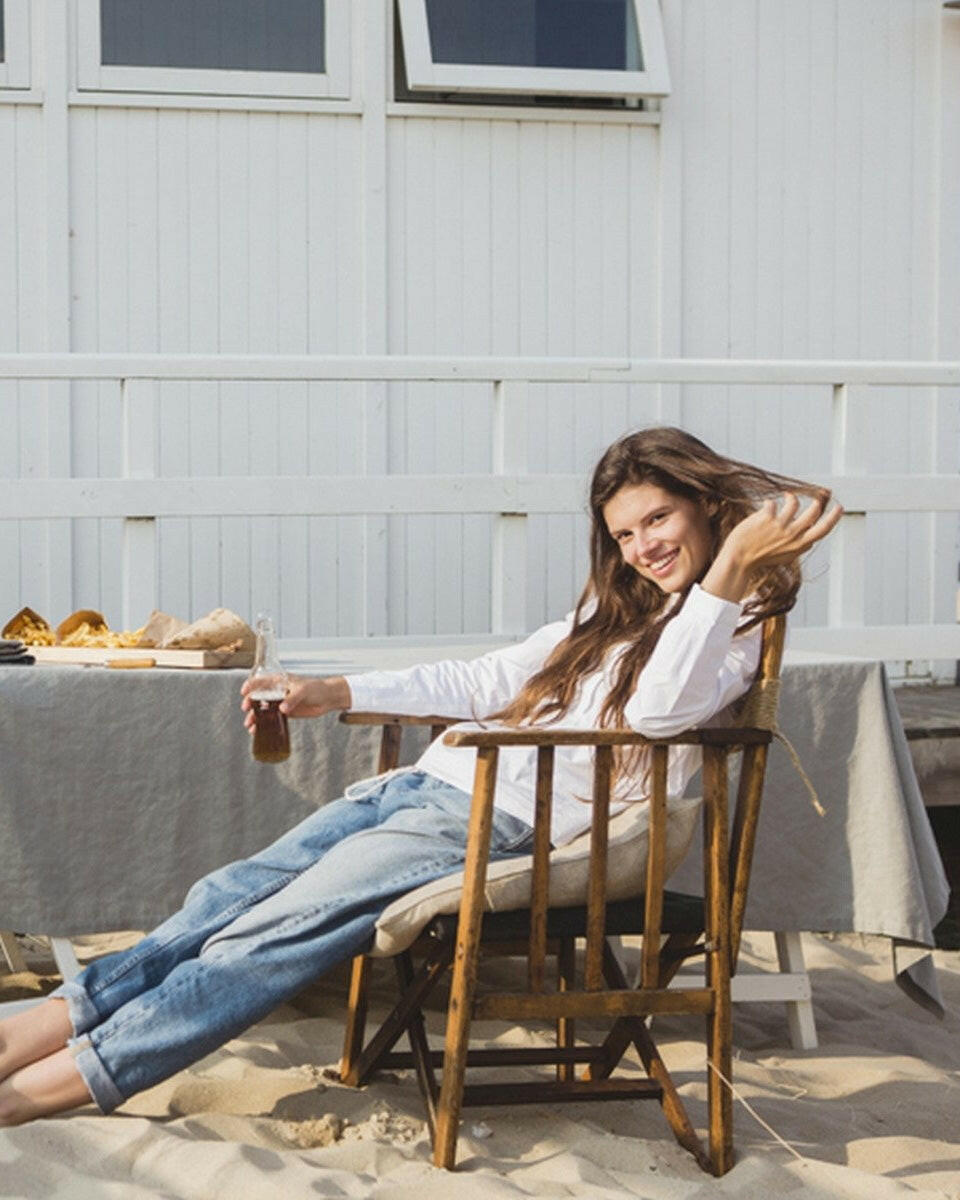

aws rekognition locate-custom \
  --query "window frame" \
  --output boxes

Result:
[396,0,670,100]
[0,0,31,89]
[75,0,351,100]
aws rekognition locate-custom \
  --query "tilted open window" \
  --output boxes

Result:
[396,0,670,101]
[0,0,31,89]
[76,0,351,100]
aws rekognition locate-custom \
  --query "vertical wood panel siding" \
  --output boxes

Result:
[388,116,661,630]
[67,107,365,635]
[671,0,953,669]
[0,105,46,620]
[0,0,955,665]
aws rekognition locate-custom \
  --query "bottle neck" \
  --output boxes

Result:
[251,613,284,678]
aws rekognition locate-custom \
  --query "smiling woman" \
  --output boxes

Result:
[492,426,839,737]
[0,425,840,1134]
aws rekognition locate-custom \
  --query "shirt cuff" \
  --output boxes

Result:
[686,582,744,630]
[344,672,385,711]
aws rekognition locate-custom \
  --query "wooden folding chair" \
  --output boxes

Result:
[338,615,785,1175]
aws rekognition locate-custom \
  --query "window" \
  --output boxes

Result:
[396,0,670,101]
[0,0,31,89]
[77,0,350,99]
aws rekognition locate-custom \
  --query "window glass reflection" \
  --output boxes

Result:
[424,0,641,72]
[100,0,325,74]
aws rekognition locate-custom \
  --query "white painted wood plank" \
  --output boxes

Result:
[41,0,74,622]
[245,111,281,627]
[397,117,437,633]
[788,624,960,659]
[276,136,311,645]
[0,110,21,615]
[153,109,192,621]
[573,124,604,358]
[624,124,659,423]
[5,471,957,521]
[774,931,818,1050]
[431,118,465,634]
[489,122,518,355]
[186,111,222,619]
[15,103,49,612]
[4,354,960,386]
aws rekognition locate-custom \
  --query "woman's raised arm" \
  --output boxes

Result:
[701,492,843,604]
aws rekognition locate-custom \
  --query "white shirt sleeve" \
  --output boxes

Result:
[345,614,573,719]
[623,583,762,736]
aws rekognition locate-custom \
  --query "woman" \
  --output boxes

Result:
[0,427,841,1125]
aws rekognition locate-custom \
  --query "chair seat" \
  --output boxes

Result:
[425,889,705,943]
[370,796,703,956]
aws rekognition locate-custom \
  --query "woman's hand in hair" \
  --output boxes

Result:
[241,675,352,734]
[701,492,843,603]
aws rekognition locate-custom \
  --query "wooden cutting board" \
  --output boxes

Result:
[31,646,254,669]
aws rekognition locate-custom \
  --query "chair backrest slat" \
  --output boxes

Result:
[728,615,786,964]
[585,744,613,991]
[527,745,555,992]
[641,744,669,989]
[702,745,732,962]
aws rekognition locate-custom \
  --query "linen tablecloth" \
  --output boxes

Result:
[0,649,948,1011]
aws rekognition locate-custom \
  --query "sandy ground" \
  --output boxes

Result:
[0,931,958,1199]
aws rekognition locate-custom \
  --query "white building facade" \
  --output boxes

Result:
[0,1,958,676]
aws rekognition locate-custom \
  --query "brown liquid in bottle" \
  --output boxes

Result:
[252,697,290,763]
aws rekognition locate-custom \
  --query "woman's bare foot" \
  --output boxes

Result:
[0,998,74,1084]
[0,1048,93,1125]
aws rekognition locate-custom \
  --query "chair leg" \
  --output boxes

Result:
[394,951,439,1139]
[433,747,500,1169]
[706,969,734,1175]
[556,936,576,1082]
[346,943,452,1087]
[601,942,711,1171]
[340,955,370,1085]
[704,747,734,1176]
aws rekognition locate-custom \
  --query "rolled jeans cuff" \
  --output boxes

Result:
[49,978,102,1038]
[67,1036,124,1114]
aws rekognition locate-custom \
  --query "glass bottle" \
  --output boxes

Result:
[248,612,290,763]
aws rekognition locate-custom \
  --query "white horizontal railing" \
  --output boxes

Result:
[1,474,959,519]
[0,354,957,662]
[1,353,960,385]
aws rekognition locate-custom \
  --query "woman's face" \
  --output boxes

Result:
[602,482,713,594]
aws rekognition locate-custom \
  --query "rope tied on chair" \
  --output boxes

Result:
[736,678,825,817]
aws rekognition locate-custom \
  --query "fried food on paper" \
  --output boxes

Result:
[59,622,147,649]
[3,604,247,654]
[56,609,109,641]
[2,607,56,645]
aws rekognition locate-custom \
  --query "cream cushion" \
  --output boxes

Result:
[370,795,702,957]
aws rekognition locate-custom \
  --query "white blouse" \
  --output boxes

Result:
[345,584,762,846]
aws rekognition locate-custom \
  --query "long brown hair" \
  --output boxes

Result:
[496,427,828,732]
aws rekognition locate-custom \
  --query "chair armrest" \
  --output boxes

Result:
[340,712,460,727]
[442,727,772,749]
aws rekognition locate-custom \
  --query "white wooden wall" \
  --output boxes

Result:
[0,0,957,675]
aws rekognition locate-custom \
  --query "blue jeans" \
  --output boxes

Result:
[53,770,534,1113]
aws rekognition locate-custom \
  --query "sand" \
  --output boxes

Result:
[1,931,958,1199]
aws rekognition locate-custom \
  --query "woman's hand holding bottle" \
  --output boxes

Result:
[240,674,352,734]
